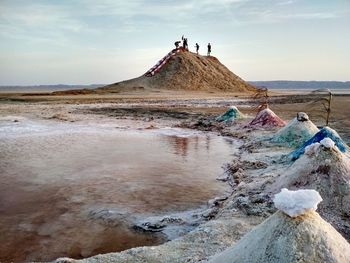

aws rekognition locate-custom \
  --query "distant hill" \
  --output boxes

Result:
[249,81,350,90]
[0,84,104,93]
[2,80,349,94]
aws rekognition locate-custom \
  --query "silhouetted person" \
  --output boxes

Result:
[195,43,199,54]
[174,41,181,49]
[207,43,211,56]
[183,38,188,50]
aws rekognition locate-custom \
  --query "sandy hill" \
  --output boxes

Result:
[97,50,257,94]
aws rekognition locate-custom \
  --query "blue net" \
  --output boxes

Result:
[289,127,348,160]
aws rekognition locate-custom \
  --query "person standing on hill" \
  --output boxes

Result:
[183,38,188,50]
[195,43,199,54]
[174,41,181,49]
[207,43,211,56]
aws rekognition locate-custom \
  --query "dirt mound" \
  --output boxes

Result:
[99,50,257,93]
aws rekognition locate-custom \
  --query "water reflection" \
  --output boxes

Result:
[164,133,214,159]
[206,135,211,151]
[167,135,190,157]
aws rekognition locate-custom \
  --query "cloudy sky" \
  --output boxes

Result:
[0,0,349,85]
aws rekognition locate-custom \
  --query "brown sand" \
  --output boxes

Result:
[98,51,257,93]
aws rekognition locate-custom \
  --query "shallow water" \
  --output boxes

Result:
[0,118,237,262]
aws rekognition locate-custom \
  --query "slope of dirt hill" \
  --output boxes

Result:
[98,50,257,94]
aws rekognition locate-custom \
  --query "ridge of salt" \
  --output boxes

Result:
[273,188,322,217]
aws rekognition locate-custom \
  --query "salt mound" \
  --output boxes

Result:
[272,112,319,147]
[270,139,350,238]
[208,190,350,263]
[216,106,245,123]
[273,188,322,217]
[249,108,286,128]
[290,126,348,160]
[208,209,350,263]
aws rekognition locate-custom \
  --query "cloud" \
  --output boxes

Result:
[0,0,343,42]
[276,0,296,6]
[282,12,339,19]
[0,3,83,31]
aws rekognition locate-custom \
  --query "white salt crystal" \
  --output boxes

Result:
[304,142,321,156]
[273,188,322,217]
[320,137,335,149]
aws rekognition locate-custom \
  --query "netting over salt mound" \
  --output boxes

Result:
[272,112,319,148]
[289,126,348,160]
[216,106,245,123]
[269,139,350,237]
[208,189,350,263]
[248,107,286,128]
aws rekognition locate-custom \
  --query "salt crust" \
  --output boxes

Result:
[304,142,321,156]
[273,188,323,217]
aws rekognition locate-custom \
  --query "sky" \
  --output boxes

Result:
[0,0,349,85]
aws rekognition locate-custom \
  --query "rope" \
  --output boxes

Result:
[144,48,184,77]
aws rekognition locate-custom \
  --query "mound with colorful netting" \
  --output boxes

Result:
[216,106,245,123]
[272,112,319,148]
[289,126,348,160]
[248,108,286,128]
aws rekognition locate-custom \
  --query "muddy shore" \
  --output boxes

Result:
[1,91,349,262]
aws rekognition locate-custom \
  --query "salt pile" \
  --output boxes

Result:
[290,126,348,160]
[208,189,350,263]
[249,108,286,128]
[216,106,245,123]
[272,112,319,147]
[273,188,322,217]
[270,138,350,239]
